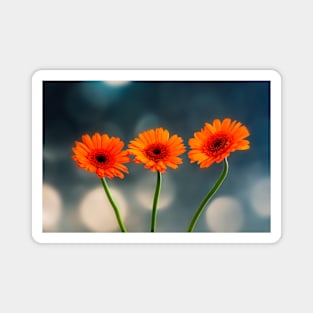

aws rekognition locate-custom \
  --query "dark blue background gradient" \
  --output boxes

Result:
[43,81,270,232]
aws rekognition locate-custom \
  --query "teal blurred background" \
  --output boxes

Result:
[43,80,270,232]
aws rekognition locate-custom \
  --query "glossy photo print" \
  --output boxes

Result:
[32,69,281,243]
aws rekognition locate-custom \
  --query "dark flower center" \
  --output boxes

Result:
[96,155,107,163]
[206,134,230,155]
[88,149,113,168]
[145,144,169,161]
[213,138,225,149]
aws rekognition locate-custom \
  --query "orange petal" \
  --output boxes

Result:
[82,134,94,149]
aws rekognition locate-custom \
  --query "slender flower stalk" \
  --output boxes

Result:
[151,171,162,232]
[72,133,130,232]
[187,118,250,232]
[101,178,127,232]
[128,128,185,232]
[187,158,229,232]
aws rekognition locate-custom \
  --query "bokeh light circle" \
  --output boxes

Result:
[79,186,128,232]
[250,177,270,217]
[104,81,130,87]
[205,197,244,232]
[43,184,63,231]
[135,174,175,211]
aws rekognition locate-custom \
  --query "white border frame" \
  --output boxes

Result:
[32,69,281,244]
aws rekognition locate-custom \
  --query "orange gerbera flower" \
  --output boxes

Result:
[128,128,186,173]
[72,133,130,179]
[188,118,250,168]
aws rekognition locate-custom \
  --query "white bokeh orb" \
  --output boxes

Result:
[250,177,271,217]
[135,173,175,211]
[42,184,63,231]
[79,186,128,232]
[104,81,130,87]
[205,196,244,232]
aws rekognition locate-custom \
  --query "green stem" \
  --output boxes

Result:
[151,171,162,232]
[187,158,229,232]
[100,178,127,232]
